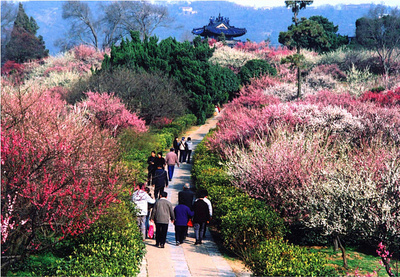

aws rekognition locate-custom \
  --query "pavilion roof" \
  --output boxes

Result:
[192,14,246,37]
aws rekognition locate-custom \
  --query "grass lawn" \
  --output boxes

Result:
[310,246,394,276]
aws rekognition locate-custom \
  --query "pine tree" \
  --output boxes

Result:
[4,3,48,63]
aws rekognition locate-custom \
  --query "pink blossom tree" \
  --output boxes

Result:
[79,91,147,137]
[1,83,121,270]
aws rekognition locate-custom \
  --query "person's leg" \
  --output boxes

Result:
[202,222,207,238]
[154,188,160,200]
[194,223,200,244]
[137,216,146,240]
[199,222,206,243]
[179,150,183,162]
[160,223,168,246]
[177,225,186,243]
[182,150,187,162]
[175,225,179,243]
[186,150,192,163]
[168,165,174,181]
[184,225,188,239]
[155,223,161,246]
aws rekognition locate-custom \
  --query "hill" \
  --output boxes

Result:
[20,1,381,55]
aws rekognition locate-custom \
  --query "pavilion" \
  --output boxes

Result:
[192,14,247,41]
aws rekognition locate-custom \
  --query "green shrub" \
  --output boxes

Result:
[238,59,277,85]
[9,252,64,276]
[220,202,286,260]
[246,238,335,276]
[56,201,145,276]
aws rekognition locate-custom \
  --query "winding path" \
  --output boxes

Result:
[138,116,250,277]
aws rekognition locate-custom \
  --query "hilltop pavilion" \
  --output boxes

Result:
[192,14,247,40]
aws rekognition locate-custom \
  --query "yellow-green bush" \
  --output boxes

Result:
[56,202,145,276]
[247,238,335,276]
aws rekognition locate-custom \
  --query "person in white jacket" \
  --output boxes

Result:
[132,183,156,240]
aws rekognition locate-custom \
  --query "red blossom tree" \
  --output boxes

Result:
[1,83,121,270]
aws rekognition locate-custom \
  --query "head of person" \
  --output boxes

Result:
[175,137,179,141]
[170,147,174,152]
[197,189,207,198]
[181,137,185,141]
[183,183,190,190]
[137,182,145,190]
[160,191,168,198]
[151,151,156,157]
[145,187,150,194]
[187,137,191,141]
[157,151,162,158]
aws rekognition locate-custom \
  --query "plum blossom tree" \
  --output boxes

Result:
[1,83,121,271]
[290,141,400,269]
[78,91,147,137]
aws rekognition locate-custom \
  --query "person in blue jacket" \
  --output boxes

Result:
[174,199,194,246]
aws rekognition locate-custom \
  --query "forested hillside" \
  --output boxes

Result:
[14,1,387,54]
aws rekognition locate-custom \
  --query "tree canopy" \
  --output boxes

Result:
[4,3,48,63]
[356,5,400,82]
[100,32,239,124]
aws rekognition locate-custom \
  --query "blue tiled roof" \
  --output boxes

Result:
[192,14,246,38]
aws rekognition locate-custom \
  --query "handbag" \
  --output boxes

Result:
[148,222,155,239]
[187,218,193,227]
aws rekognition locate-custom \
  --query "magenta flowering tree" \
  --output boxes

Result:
[79,91,147,137]
[1,83,121,270]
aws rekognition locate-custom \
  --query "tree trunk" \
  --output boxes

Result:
[297,46,301,99]
[333,236,339,252]
[336,235,348,269]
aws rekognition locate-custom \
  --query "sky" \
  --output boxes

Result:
[227,0,399,8]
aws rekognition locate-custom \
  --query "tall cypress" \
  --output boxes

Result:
[5,3,48,63]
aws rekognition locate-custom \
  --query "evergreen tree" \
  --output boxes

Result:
[4,3,48,63]
[101,32,239,124]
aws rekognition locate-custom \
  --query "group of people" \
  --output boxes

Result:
[133,182,212,248]
[146,137,193,196]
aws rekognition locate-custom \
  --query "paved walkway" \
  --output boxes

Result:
[138,116,250,277]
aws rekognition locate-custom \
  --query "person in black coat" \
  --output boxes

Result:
[193,197,210,245]
[153,166,168,200]
[173,137,179,156]
[178,183,195,210]
[146,151,156,185]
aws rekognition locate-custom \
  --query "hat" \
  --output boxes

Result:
[182,137,185,140]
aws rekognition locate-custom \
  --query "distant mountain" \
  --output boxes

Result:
[21,1,382,55]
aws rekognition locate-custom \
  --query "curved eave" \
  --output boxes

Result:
[192,27,247,37]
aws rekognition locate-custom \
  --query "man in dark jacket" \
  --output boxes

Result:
[146,151,156,185]
[193,197,210,245]
[178,183,195,210]
[153,166,168,200]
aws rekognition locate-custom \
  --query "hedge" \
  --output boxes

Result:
[192,130,334,275]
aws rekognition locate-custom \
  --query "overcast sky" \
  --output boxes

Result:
[227,0,399,8]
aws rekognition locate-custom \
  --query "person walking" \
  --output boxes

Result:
[153,165,169,200]
[178,183,195,210]
[174,199,194,246]
[186,137,193,164]
[145,187,155,238]
[198,190,213,238]
[150,191,175,248]
[173,137,179,156]
[179,137,187,163]
[165,148,179,181]
[154,151,166,169]
[193,196,210,245]
[146,151,156,185]
[132,183,156,241]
